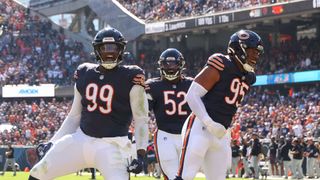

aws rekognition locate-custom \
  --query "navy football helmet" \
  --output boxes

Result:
[227,30,263,72]
[92,27,127,69]
[158,48,185,81]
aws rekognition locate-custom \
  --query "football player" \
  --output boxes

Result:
[146,48,192,180]
[28,27,149,180]
[174,30,263,180]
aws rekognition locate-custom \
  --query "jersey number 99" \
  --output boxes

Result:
[85,83,114,114]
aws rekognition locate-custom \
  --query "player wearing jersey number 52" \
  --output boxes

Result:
[174,30,263,180]
[28,27,149,180]
[146,48,192,180]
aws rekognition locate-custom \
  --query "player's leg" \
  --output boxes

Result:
[176,116,210,180]
[29,130,89,179]
[202,130,231,180]
[1,159,9,175]
[12,159,16,176]
[95,137,130,180]
[154,129,180,180]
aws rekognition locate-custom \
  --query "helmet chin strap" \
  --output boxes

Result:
[162,70,180,81]
[235,55,255,72]
[98,51,122,69]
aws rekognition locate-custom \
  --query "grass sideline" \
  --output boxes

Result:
[0,172,245,179]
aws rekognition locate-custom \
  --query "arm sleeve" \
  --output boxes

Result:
[49,85,82,143]
[130,85,149,151]
[186,81,227,138]
[185,81,212,122]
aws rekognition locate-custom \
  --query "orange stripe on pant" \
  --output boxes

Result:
[177,114,196,177]
[154,129,169,180]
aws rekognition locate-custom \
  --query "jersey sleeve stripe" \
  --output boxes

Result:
[208,58,225,68]
[207,60,224,71]
[177,114,196,177]
[213,56,223,63]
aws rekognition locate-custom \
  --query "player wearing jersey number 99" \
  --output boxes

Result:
[174,30,263,180]
[28,27,149,180]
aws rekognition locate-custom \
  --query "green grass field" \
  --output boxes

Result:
[0,172,246,179]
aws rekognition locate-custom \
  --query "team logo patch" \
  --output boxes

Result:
[237,30,250,40]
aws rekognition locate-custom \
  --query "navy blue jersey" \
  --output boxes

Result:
[204,53,255,129]
[146,77,192,134]
[74,63,145,138]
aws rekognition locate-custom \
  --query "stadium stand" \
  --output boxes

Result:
[118,0,295,22]
[0,0,88,86]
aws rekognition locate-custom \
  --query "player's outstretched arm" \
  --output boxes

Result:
[128,84,149,174]
[49,84,82,143]
[186,66,226,138]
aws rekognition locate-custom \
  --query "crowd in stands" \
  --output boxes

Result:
[118,0,292,22]
[0,83,319,178]
[0,83,319,145]
[0,0,87,86]
[0,0,319,87]
[137,36,320,80]
[0,98,71,146]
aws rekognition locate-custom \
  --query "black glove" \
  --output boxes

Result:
[127,154,144,174]
[36,142,53,160]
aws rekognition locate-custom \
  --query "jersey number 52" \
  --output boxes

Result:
[163,91,187,115]
[85,83,114,114]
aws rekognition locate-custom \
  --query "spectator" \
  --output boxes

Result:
[304,137,319,179]
[0,142,16,176]
[230,139,241,178]
[291,137,304,179]
[250,132,262,179]
[279,137,292,179]
[268,136,279,176]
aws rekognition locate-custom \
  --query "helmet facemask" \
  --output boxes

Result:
[234,42,262,72]
[158,57,185,81]
[94,42,124,69]
[92,28,127,70]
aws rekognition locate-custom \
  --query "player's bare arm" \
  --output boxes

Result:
[194,65,220,91]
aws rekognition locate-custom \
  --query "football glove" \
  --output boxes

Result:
[127,154,144,174]
[204,120,226,139]
[36,142,53,160]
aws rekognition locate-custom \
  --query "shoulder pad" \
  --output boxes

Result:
[206,53,226,71]
[78,63,98,70]
[126,65,145,87]
[124,65,144,73]
[145,77,161,90]
[74,63,97,80]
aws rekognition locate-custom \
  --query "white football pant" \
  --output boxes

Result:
[177,115,231,180]
[154,129,182,180]
[30,128,131,180]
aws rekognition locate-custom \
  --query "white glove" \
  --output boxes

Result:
[203,118,226,139]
